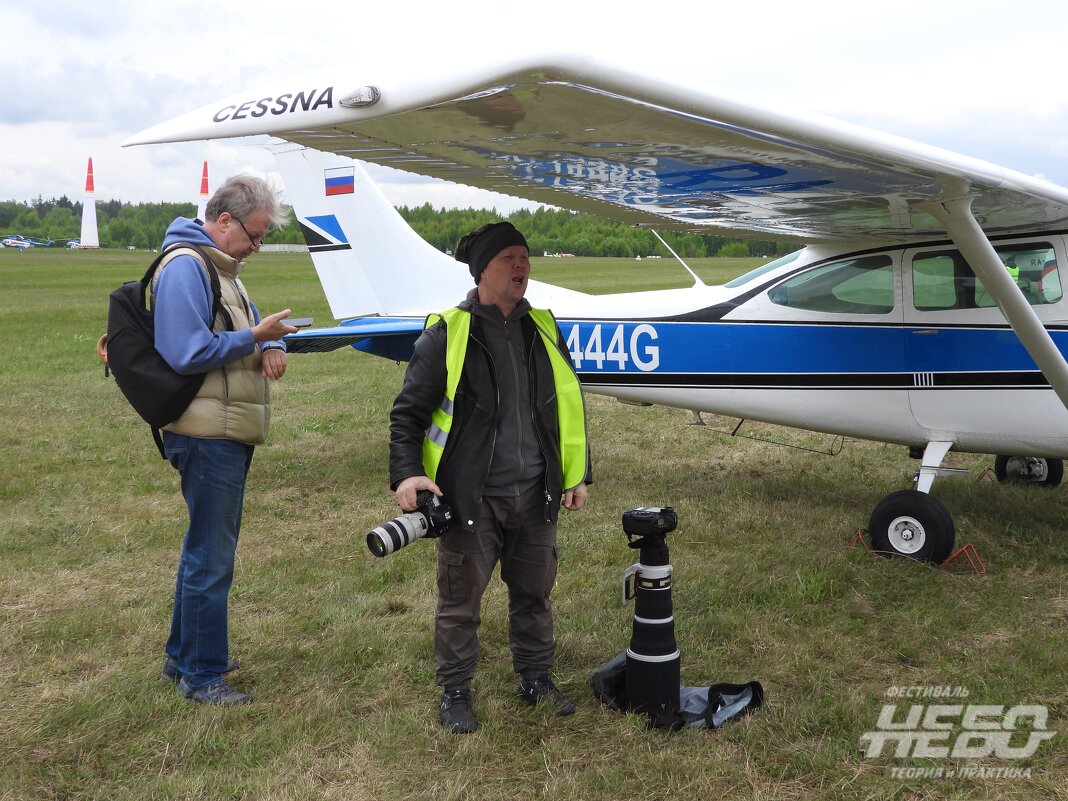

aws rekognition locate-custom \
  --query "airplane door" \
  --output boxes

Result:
[903,239,1068,443]
[733,251,912,443]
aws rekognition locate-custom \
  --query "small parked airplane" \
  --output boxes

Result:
[125,53,1068,562]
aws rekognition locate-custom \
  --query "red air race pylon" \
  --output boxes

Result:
[78,157,100,249]
[196,161,209,222]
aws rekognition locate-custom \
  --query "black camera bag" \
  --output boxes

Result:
[103,243,232,456]
[589,651,764,729]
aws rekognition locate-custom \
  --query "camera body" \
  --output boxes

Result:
[367,490,452,558]
[622,506,677,548]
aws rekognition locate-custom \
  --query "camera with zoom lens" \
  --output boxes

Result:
[367,490,452,558]
[622,506,677,549]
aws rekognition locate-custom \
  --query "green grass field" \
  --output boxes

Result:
[1,248,1065,800]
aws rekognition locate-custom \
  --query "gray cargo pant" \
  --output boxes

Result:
[434,486,559,690]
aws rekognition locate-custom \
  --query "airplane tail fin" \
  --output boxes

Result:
[271,143,583,321]
[272,144,474,320]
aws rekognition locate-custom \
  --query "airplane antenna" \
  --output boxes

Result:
[648,229,705,288]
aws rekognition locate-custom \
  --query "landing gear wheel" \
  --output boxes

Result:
[993,455,1063,487]
[868,490,955,563]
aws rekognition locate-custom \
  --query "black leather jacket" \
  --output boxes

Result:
[389,297,591,532]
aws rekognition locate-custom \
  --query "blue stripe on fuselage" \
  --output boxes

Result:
[556,320,1068,376]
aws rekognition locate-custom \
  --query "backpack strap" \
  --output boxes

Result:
[152,427,167,461]
[146,242,235,333]
[144,242,236,458]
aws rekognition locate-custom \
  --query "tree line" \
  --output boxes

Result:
[1,196,792,258]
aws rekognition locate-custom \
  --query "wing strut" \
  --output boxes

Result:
[925,187,1068,414]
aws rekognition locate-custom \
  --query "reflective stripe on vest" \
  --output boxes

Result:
[420,307,587,489]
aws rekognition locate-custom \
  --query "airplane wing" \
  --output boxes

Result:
[126,52,1068,412]
[126,52,1068,244]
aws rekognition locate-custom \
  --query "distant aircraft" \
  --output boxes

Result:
[126,53,1068,563]
[2,235,52,250]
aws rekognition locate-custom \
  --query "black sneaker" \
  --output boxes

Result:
[440,688,478,734]
[178,677,251,706]
[517,676,576,716]
[161,656,240,683]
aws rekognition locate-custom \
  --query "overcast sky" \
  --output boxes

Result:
[2,0,1066,214]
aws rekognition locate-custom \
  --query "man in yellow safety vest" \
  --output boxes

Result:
[389,221,592,734]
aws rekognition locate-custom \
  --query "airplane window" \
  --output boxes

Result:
[913,242,1061,310]
[767,255,893,314]
[1039,258,1063,304]
[724,250,801,288]
[912,254,961,310]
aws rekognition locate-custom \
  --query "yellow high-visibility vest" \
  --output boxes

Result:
[421,307,587,489]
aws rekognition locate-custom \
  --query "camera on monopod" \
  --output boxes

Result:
[589,505,764,730]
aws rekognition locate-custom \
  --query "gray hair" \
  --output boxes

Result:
[205,174,289,228]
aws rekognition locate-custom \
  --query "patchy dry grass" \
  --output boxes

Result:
[1,248,1065,800]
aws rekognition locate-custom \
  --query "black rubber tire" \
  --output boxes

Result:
[993,455,1063,487]
[868,490,956,563]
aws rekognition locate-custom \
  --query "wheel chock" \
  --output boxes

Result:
[846,528,872,553]
[846,528,987,575]
[939,543,987,575]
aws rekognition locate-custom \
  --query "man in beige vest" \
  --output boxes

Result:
[153,175,296,705]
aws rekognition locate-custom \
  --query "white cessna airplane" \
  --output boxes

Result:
[126,53,1068,563]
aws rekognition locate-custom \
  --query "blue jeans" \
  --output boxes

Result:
[163,432,254,689]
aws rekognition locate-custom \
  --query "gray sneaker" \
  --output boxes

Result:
[179,677,251,706]
[440,688,478,733]
[517,676,576,716]
[161,656,239,683]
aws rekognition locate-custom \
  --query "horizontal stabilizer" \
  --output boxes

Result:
[284,316,425,359]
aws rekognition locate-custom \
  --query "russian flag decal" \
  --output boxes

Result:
[324,167,355,196]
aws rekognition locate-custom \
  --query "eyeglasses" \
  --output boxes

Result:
[232,215,264,249]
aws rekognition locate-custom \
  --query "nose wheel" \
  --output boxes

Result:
[868,489,955,563]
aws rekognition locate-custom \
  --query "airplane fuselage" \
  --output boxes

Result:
[278,147,1068,460]
[525,233,1068,458]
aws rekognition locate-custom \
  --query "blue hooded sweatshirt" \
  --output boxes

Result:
[153,217,282,375]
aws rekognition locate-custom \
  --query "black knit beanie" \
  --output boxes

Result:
[455,221,529,283]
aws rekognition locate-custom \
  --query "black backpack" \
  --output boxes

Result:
[102,243,233,457]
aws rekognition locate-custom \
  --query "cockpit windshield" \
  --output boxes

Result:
[724,250,802,288]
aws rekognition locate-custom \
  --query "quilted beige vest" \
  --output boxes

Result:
[156,246,270,445]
